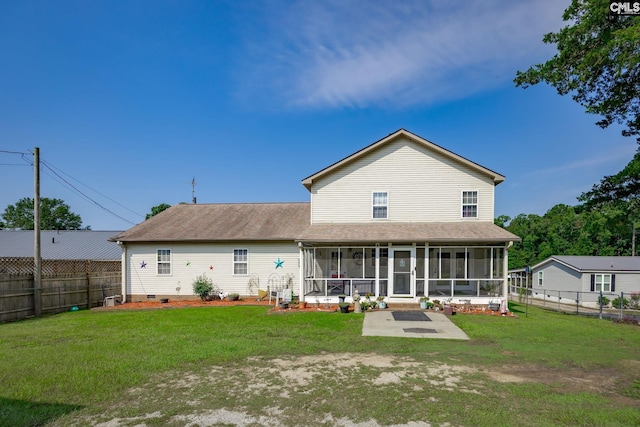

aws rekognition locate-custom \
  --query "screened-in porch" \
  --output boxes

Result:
[301,245,507,300]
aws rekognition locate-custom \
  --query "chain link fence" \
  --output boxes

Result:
[509,284,640,321]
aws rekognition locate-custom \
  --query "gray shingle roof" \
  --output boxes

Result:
[297,222,520,244]
[538,256,640,272]
[110,203,519,244]
[110,203,311,242]
[0,230,123,260]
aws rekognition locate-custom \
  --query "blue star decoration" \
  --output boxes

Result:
[274,258,284,269]
[140,261,147,269]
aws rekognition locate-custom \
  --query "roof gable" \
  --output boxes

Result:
[301,129,505,191]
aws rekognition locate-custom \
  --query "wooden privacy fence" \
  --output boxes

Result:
[0,258,122,323]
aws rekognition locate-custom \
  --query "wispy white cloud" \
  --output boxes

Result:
[236,0,568,109]
[526,144,637,177]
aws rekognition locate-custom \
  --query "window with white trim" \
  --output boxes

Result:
[538,271,543,286]
[233,249,248,275]
[594,274,612,292]
[372,192,388,219]
[462,191,478,218]
[157,249,171,275]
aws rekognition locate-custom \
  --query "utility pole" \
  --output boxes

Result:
[33,147,42,317]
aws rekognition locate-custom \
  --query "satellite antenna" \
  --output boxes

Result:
[191,177,197,204]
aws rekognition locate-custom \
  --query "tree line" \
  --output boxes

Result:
[0,199,172,230]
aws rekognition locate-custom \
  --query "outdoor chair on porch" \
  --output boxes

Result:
[329,274,346,295]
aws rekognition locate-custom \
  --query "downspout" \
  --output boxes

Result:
[118,241,127,303]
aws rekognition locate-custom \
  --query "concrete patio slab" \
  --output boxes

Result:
[362,310,470,340]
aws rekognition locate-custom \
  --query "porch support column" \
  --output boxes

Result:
[503,242,512,300]
[298,242,304,301]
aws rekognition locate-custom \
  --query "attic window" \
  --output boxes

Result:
[372,192,388,219]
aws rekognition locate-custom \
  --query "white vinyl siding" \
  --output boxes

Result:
[157,249,171,275]
[310,136,495,223]
[126,242,299,298]
[233,249,248,275]
[372,191,388,219]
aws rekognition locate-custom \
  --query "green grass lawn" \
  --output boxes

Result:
[0,303,638,426]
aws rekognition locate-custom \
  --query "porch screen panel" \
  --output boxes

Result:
[454,280,475,296]
[479,280,503,297]
[428,248,439,278]
[429,280,451,297]
[364,249,376,278]
[492,248,504,279]
[314,248,337,278]
[441,250,452,278]
[379,248,388,296]
[416,248,425,296]
[470,248,491,279]
[344,248,364,278]
[455,250,467,278]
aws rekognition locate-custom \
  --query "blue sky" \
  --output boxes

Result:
[0,0,636,231]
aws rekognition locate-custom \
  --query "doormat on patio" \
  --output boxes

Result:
[403,328,437,334]
[392,311,431,321]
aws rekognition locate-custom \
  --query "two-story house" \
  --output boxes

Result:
[111,129,519,304]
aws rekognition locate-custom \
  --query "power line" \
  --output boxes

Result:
[4,149,142,227]
[41,160,144,218]
[40,160,137,226]
[0,149,29,155]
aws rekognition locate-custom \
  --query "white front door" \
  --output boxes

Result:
[390,247,415,296]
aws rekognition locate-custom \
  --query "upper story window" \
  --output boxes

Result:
[233,249,248,275]
[372,192,388,219]
[462,191,478,218]
[157,249,171,275]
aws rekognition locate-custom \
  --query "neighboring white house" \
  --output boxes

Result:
[111,129,520,304]
[530,256,640,308]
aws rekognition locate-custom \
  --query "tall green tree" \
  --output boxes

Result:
[579,148,640,254]
[2,197,83,230]
[145,203,172,220]
[515,0,640,141]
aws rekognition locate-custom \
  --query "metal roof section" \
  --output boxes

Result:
[301,129,506,191]
[0,230,123,260]
[532,256,640,272]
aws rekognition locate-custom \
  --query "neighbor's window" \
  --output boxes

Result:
[538,271,543,286]
[157,249,171,275]
[233,249,248,275]
[462,191,478,218]
[372,192,388,219]
[594,274,611,292]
